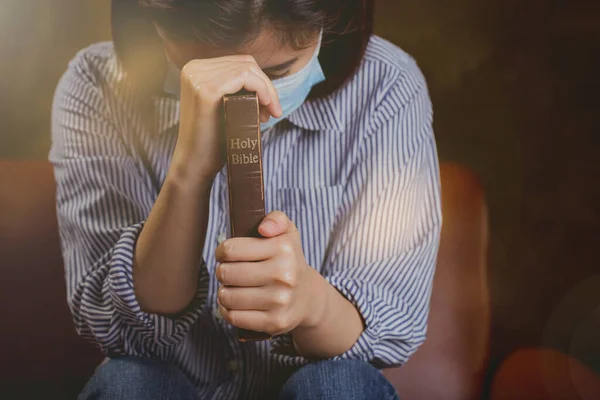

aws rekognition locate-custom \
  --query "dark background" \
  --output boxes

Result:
[1,0,599,372]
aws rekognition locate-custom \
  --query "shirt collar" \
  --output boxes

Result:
[285,93,344,132]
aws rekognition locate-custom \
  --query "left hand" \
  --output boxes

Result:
[215,211,325,336]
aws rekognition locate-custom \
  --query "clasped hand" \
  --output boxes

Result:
[216,211,324,336]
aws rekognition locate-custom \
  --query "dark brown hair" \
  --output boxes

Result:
[111,0,374,99]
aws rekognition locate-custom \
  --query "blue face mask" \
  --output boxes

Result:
[163,31,326,132]
[259,32,325,131]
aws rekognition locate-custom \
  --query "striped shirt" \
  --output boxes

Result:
[50,35,442,399]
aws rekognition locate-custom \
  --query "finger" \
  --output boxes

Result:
[185,59,281,117]
[216,260,282,286]
[185,66,270,117]
[182,56,259,75]
[218,306,270,332]
[207,66,272,110]
[258,211,298,238]
[259,106,271,124]
[179,64,261,119]
[219,306,292,335]
[218,286,287,311]
[246,66,282,117]
[184,61,254,83]
[215,236,280,262]
[188,54,259,66]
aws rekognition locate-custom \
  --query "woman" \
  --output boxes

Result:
[50,0,442,399]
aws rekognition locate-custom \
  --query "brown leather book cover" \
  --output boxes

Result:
[222,91,271,342]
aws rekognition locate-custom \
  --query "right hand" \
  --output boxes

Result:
[172,55,282,182]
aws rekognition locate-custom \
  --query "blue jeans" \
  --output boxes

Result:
[79,356,399,400]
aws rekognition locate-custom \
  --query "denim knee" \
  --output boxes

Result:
[279,359,399,400]
[78,356,199,400]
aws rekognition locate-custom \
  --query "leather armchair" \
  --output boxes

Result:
[490,348,600,400]
[0,161,103,398]
[386,163,491,400]
[0,160,490,399]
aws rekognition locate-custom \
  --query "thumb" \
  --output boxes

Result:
[258,211,296,238]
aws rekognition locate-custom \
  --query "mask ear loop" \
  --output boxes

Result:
[316,28,324,56]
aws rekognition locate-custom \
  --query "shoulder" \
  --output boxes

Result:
[361,35,428,97]
[52,41,130,131]
[54,42,123,109]
[328,35,433,145]
[329,35,431,125]
[354,35,430,119]
[51,42,124,159]
[62,41,120,87]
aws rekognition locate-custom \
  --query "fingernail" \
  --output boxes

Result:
[261,219,276,231]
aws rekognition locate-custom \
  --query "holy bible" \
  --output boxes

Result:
[222,91,272,342]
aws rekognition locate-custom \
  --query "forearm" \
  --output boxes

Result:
[133,162,214,315]
[291,268,365,359]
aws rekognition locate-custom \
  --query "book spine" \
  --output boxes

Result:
[222,91,271,342]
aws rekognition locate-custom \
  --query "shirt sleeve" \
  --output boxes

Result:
[49,53,209,358]
[271,72,442,368]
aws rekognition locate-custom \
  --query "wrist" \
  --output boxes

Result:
[168,157,217,195]
[297,267,331,330]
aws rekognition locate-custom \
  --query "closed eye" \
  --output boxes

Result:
[262,57,298,80]
[267,70,291,80]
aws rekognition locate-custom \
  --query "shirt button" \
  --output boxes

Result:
[217,232,226,244]
[227,360,240,372]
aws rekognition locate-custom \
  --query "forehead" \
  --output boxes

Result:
[165,28,314,67]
